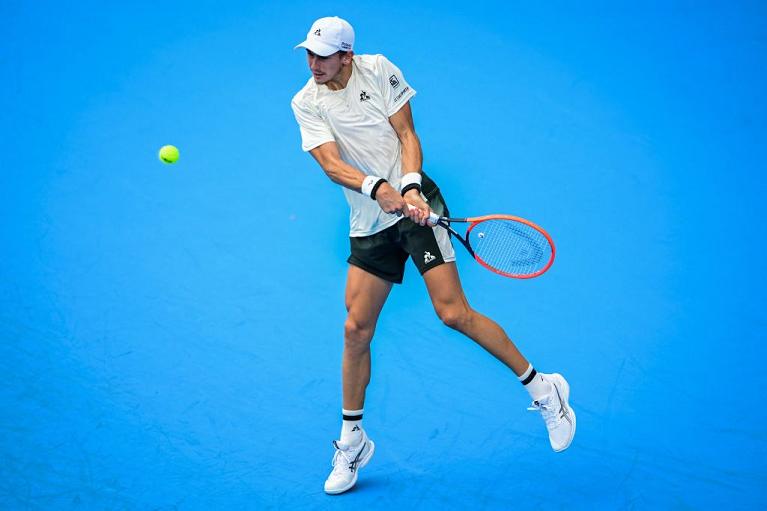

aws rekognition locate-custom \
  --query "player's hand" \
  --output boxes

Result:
[375,182,408,216]
[403,189,432,226]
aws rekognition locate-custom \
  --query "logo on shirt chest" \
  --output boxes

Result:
[359,90,371,102]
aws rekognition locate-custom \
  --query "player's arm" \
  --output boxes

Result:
[389,101,430,225]
[308,141,406,215]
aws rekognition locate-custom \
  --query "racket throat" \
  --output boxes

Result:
[440,220,475,257]
[457,236,475,257]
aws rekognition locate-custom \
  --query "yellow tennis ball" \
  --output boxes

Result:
[158,145,179,164]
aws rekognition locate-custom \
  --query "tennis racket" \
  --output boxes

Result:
[408,205,556,279]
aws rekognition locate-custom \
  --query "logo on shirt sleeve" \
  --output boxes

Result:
[393,86,410,103]
[389,75,400,88]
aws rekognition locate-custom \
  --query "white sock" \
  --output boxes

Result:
[518,364,552,401]
[340,408,363,445]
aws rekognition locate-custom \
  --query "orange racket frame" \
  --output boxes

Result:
[424,210,556,279]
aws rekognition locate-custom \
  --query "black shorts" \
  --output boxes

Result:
[348,173,456,284]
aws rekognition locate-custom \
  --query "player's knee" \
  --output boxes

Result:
[437,305,472,331]
[344,318,374,349]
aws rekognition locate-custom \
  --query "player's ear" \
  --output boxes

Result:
[342,51,354,65]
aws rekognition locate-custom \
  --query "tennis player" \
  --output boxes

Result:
[291,16,576,495]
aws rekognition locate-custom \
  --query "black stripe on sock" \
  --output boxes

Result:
[343,413,363,421]
[520,368,537,386]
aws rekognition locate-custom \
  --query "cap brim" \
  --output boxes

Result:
[294,38,338,57]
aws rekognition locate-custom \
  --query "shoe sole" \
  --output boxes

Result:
[550,373,576,452]
[324,440,376,495]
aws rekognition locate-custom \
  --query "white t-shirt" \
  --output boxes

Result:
[291,54,417,237]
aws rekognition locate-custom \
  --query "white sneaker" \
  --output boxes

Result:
[528,373,576,452]
[323,429,375,495]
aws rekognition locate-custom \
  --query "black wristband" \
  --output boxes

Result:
[400,183,422,196]
[370,178,387,200]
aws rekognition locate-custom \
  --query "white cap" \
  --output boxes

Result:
[294,16,354,57]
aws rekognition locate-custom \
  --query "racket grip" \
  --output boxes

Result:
[407,204,441,224]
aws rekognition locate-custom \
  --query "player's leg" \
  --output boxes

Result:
[342,264,393,410]
[422,262,575,451]
[326,226,408,495]
[421,262,529,373]
[325,265,391,495]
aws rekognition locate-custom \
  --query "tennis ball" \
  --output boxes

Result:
[158,145,180,164]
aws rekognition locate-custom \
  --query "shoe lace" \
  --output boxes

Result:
[528,398,559,429]
[331,440,363,473]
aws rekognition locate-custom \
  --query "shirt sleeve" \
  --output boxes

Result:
[290,96,335,152]
[376,55,417,117]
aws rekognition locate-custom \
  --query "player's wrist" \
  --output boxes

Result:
[403,188,422,200]
[400,172,422,196]
[361,175,388,200]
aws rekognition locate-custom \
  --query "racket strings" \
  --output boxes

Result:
[469,219,551,276]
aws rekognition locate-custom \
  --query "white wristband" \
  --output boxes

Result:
[399,172,422,191]
[361,175,385,199]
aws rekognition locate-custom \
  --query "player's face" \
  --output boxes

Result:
[306,50,345,84]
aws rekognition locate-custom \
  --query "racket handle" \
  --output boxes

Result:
[407,204,441,225]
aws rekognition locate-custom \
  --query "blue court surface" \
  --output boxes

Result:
[2,1,766,509]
